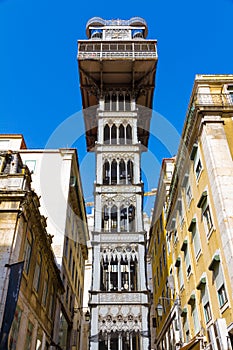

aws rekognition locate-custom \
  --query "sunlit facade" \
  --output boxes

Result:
[156,75,233,350]
[78,17,157,350]
[0,151,64,348]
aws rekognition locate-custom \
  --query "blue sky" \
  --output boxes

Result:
[0,0,233,213]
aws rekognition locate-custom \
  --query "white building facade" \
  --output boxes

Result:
[78,17,158,350]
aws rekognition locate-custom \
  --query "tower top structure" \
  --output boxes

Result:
[78,17,157,151]
[85,17,148,39]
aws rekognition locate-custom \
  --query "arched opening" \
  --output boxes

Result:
[112,94,117,111]
[102,205,109,231]
[119,159,126,184]
[105,94,110,111]
[119,124,125,145]
[104,125,110,144]
[128,205,135,232]
[111,124,117,144]
[111,205,117,231]
[103,160,110,184]
[119,93,124,110]
[126,125,132,144]
[120,206,127,231]
[127,160,134,184]
[111,160,117,184]
[125,94,131,111]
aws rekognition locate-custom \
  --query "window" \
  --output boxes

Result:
[24,160,36,173]
[201,282,212,324]
[189,219,201,259]
[49,288,55,319]
[184,247,192,276]
[24,320,34,350]
[227,85,233,104]
[177,199,184,227]
[211,258,228,308]
[203,204,213,233]
[177,262,184,290]
[64,236,69,258]
[182,240,192,277]
[191,304,200,334]
[163,245,166,266]
[9,306,22,350]
[198,192,214,236]
[195,159,202,179]
[186,184,192,206]
[33,252,42,292]
[218,284,228,307]
[42,271,49,307]
[204,302,212,323]
[190,144,202,180]
[24,231,33,274]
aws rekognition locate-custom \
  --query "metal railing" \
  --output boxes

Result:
[86,17,147,29]
[78,50,157,60]
[192,93,233,107]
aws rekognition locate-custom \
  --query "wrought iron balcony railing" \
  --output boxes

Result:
[78,42,157,60]
[191,93,233,108]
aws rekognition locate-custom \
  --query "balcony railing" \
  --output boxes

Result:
[90,292,148,304]
[192,93,233,108]
[78,42,157,60]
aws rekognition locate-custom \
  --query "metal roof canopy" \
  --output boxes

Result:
[78,40,157,151]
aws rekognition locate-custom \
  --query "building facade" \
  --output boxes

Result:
[0,151,64,349]
[0,135,89,350]
[78,17,157,350]
[148,158,180,350]
[151,75,233,350]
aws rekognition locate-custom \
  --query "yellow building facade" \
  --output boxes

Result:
[149,158,178,350]
[151,75,233,349]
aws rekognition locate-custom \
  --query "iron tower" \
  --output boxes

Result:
[78,17,157,350]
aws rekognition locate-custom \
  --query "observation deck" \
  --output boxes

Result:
[77,18,158,151]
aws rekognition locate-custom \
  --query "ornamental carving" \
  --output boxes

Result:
[102,153,135,161]
[100,244,138,262]
[98,304,141,333]
[99,293,141,304]
[101,194,136,206]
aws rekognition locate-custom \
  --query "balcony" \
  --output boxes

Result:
[191,93,233,109]
[90,291,148,305]
[78,41,157,61]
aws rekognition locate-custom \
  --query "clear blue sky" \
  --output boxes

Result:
[0,0,233,213]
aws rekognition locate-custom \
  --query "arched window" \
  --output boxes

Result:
[119,124,125,145]
[127,160,134,184]
[126,124,132,144]
[125,94,131,111]
[111,159,117,184]
[112,94,117,111]
[120,206,127,231]
[119,93,124,110]
[104,125,110,144]
[103,160,110,184]
[102,205,109,231]
[119,159,126,184]
[105,94,110,111]
[128,205,135,232]
[111,124,117,144]
[111,205,117,231]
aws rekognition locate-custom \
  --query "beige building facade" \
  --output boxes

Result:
[150,75,233,350]
[0,135,89,350]
[0,151,64,349]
